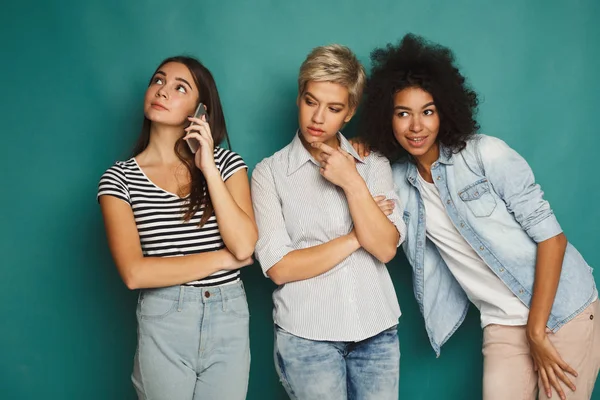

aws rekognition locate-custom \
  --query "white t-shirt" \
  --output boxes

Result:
[417,173,529,327]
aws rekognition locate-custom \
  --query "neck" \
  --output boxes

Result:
[415,142,440,183]
[140,123,185,165]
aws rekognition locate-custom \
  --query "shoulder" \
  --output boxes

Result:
[363,150,391,168]
[253,144,292,176]
[463,134,513,159]
[100,159,136,183]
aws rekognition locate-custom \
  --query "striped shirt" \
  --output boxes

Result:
[251,132,406,342]
[97,147,247,286]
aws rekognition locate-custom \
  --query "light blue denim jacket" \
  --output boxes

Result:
[392,134,597,356]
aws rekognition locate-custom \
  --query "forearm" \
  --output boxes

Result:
[526,233,568,337]
[344,180,399,263]
[119,249,229,290]
[267,233,360,285]
[204,169,257,259]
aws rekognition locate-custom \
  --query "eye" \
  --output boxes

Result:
[329,107,341,113]
[305,98,316,106]
[176,84,187,94]
[153,77,164,85]
[423,109,435,116]
[396,111,409,118]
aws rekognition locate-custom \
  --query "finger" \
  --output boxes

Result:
[557,359,578,379]
[539,367,552,398]
[199,129,214,145]
[311,141,335,155]
[553,364,576,393]
[184,132,209,148]
[373,195,386,202]
[546,367,566,400]
[187,116,209,126]
[317,153,331,163]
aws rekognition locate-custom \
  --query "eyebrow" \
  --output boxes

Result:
[394,101,436,111]
[154,70,194,91]
[304,92,346,107]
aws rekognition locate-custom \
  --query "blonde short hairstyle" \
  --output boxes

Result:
[298,44,366,111]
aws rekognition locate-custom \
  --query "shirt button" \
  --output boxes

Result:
[204,291,210,298]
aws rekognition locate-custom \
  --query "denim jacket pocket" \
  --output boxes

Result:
[458,179,497,217]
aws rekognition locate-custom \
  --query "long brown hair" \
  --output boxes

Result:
[132,56,232,227]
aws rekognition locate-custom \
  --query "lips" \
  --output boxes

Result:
[307,126,324,136]
[406,136,428,148]
[151,102,168,111]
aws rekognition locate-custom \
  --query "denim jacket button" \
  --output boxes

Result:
[499,268,505,272]
[479,246,484,250]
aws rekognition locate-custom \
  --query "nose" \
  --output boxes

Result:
[156,86,167,99]
[312,106,325,124]
[410,115,422,132]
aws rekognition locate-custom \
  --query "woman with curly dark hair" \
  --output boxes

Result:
[354,34,599,400]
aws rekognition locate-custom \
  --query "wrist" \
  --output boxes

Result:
[347,231,361,250]
[526,323,547,341]
[202,165,220,180]
[341,175,366,194]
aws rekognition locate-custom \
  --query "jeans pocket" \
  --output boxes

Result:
[226,293,250,319]
[137,292,177,320]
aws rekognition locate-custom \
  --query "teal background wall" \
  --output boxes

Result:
[1,0,599,398]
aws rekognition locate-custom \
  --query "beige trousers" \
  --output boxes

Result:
[482,301,600,400]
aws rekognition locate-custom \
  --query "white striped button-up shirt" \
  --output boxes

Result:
[251,132,406,341]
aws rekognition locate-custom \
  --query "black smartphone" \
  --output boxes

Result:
[187,103,209,154]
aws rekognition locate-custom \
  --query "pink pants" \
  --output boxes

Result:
[482,301,600,400]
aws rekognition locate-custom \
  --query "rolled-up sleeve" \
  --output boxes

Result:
[479,136,563,243]
[367,153,407,246]
[251,160,296,276]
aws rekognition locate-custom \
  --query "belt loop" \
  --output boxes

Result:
[178,286,185,312]
[220,286,226,312]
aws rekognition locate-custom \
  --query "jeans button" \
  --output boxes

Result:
[204,291,210,298]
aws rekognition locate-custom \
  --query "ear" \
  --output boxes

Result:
[343,106,357,123]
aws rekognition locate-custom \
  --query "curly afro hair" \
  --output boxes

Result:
[359,33,480,162]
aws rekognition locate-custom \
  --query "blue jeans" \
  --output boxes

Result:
[132,281,250,400]
[274,324,400,400]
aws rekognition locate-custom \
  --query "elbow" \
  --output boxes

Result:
[267,266,287,286]
[123,275,140,290]
[229,231,258,261]
[378,247,397,264]
[230,243,257,261]
[121,265,142,290]
[372,242,397,264]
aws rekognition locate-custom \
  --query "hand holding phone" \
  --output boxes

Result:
[187,103,209,154]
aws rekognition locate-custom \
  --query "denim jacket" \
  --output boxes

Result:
[392,134,597,356]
